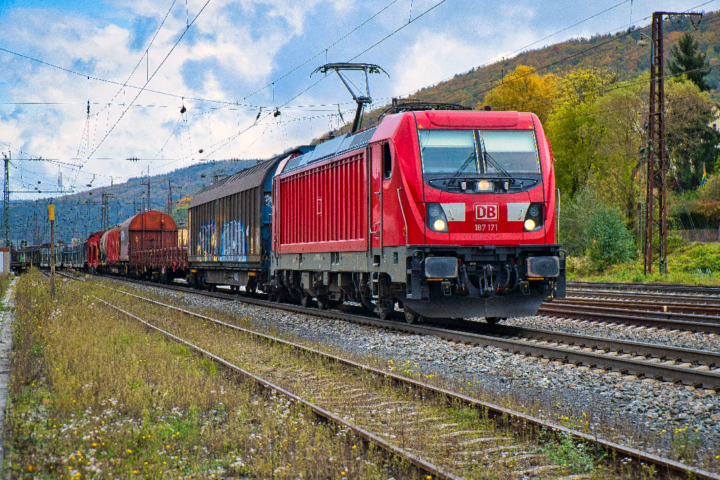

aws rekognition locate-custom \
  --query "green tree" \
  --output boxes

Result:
[584,203,636,271]
[667,33,712,92]
[664,78,720,191]
[545,68,616,196]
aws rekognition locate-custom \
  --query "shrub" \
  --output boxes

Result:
[584,203,636,271]
[560,187,602,256]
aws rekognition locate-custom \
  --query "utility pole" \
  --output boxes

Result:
[33,210,39,245]
[3,151,10,248]
[101,193,113,231]
[643,11,702,275]
[165,179,177,215]
[49,204,55,299]
[133,199,137,216]
[145,167,151,212]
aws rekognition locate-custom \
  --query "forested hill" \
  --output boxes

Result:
[9,159,261,246]
[408,11,720,107]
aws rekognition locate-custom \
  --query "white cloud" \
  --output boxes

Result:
[391,31,486,96]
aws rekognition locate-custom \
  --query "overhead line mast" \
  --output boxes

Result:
[643,11,702,275]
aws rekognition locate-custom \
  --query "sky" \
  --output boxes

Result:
[0,0,716,198]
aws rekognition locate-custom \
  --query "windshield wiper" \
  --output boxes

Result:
[480,137,515,184]
[452,150,477,178]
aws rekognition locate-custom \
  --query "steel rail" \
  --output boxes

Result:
[568,281,720,296]
[556,297,720,316]
[48,273,720,380]
[538,304,720,334]
[90,294,460,480]
[85,278,720,480]
[567,289,720,304]
[444,321,720,369]
[96,274,720,389]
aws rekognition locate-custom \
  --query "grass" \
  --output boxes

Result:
[567,240,720,285]
[88,278,658,479]
[98,278,720,476]
[5,271,414,478]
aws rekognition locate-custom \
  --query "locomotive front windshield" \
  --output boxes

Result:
[419,129,540,175]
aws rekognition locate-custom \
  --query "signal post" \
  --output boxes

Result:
[49,204,55,299]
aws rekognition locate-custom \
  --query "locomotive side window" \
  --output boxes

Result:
[383,142,392,179]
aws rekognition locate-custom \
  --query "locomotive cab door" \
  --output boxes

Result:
[370,143,384,253]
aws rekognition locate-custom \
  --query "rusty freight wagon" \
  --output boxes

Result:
[125,210,187,281]
[187,148,310,292]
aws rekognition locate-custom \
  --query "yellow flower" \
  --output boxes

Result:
[126,449,132,453]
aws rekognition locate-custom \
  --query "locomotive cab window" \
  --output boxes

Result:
[383,142,392,180]
[419,129,541,193]
[419,129,540,175]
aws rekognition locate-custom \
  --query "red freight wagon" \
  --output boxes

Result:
[271,107,565,323]
[124,210,187,280]
[99,227,121,265]
[98,211,187,280]
[87,230,104,273]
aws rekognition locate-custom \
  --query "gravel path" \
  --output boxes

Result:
[111,280,720,469]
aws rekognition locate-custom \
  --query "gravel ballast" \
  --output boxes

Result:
[105,280,720,468]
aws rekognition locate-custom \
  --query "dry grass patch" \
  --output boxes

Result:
[5,271,415,478]
[86,279,636,480]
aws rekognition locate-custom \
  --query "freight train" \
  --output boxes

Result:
[13,103,565,324]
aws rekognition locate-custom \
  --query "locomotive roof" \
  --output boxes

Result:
[189,146,312,208]
[282,126,377,175]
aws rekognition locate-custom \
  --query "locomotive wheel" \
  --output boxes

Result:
[404,310,423,325]
[485,317,505,325]
[300,294,312,308]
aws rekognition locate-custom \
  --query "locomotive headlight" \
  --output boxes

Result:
[476,180,493,191]
[426,203,449,232]
[523,202,543,232]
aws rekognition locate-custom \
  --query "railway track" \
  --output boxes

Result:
[537,301,720,334]
[81,273,720,391]
[61,273,720,479]
[568,281,720,296]
[536,284,720,333]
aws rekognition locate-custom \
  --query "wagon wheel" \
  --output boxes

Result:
[316,296,329,310]
[300,294,312,308]
[378,312,392,321]
[485,317,505,325]
[404,310,423,325]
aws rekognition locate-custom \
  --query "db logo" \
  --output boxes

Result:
[475,204,498,221]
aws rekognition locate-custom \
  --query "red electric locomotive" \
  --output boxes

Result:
[270,104,565,323]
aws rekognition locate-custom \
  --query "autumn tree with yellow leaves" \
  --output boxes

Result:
[476,65,557,123]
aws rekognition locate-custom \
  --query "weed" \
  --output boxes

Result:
[6,271,411,478]
[542,431,600,473]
